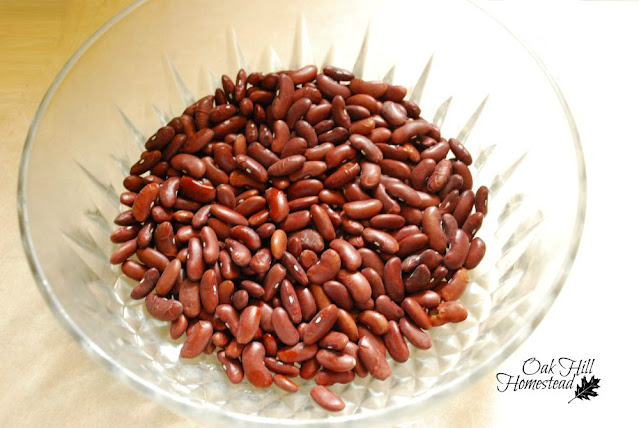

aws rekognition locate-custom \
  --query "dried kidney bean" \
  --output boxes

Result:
[111,66,489,411]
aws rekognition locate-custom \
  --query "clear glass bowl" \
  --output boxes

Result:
[18,0,586,426]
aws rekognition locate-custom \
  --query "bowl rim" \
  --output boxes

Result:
[17,0,587,425]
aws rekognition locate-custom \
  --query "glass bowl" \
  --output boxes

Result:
[18,0,586,426]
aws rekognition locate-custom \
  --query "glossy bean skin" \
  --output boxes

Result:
[336,270,372,304]
[310,385,345,412]
[272,307,300,346]
[307,249,341,283]
[465,237,486,269]
[180,321,213,358]
[422,206,447,253]
[242,342,273,388]
[277,342,319,363]
[199,269,219,313]
[323,280,354,311]
[401,297,432,330]
[329,239,362,271]
[144,294,183,321]
[236,305,261,344]
[443,229,470,270]
[383,320,409,362]
[358,310,389,335]
[316,349,357,372]
[358,335,391,380]
[310,204,336,241]
[318,332,349,351]
[315,369,355,386]
[429,301,468,327]
[363,228,399,253]
[304,304,339,344]
[440,268,470,302]
[383,257,404,302]
[399,318,432,349]
[218,351,244,384]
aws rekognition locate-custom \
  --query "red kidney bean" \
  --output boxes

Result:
[440,268,469,302]
[170,154,206,178]
[277,342,319,363]
[398,318,432,350]
[350,78,387,98]
[342,199,382,220]
[323,66,354,81]
[145,126,175,151]
[443,229,470,270]
[241,342,273,388]
[475,185,489,215]
[186,237,204,281]
[329,239,361,271]
[449,138,472,165]
[453,189,475,228]
[310,385,345,411]
[316,349,357,372]
[110,225,140,244]
[383,320,409,362]
[199,269,218,313]
[382,256,404,302]
[426,159,452,193]
[170,314,188,340]
[323,280,353,311]
[180,320,213,358]
[397,233,429,258]
[429,301,468,327]
[304,304,339,344]
[404,264,431,294]
[152,259,179,296]
[358,310,389,335]
[318,331,349,351]
[179,279,201,318]
[216,304,240,336]
[264,187,289,224]
[145,294,183,321]
[315,369,355,386]
[391,119,430,144]
[113,66,489,405]
[268,155,306,177]
[465,237,486,269]
[217,351,244,384]
[401,297,432,330]
[270,230,287,260]
[358,335,391,380]
[131,183,159,223]
[336,270,371,304]
[225,340,245,359]
[130,267,159,300]
[271,74,294,120]
[137,247,170,271]
[272,374,299,393]
[210,204,248,226]
[462,212,483,238]
[121,260,147,281]
[421,206,446,253]
[324,162,360,189]
[278,279,301,323]
[236,305,261,344]
[300,358,321,379]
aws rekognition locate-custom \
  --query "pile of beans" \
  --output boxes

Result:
[110,65,488,412]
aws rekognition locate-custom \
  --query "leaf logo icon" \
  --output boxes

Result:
[568,376,600,403]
